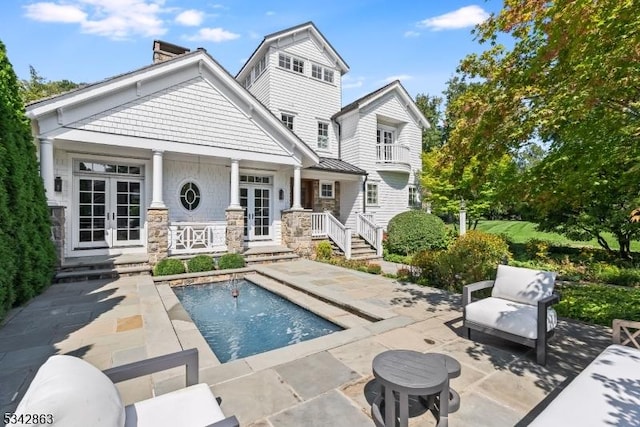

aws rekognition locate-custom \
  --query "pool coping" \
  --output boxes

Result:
[153,269,414,378]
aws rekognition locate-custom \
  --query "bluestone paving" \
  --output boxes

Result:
[0,259,613,425]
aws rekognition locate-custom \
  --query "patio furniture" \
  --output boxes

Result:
[529,319,640,426]
[12,348,239,427]
[423,353,461,413]
[371,349,452,427]
[462,264,559,365]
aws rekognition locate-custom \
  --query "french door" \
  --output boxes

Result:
[239,186,271,240]
[76,177,143,248]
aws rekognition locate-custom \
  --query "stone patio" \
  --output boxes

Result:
[0,260,611,426]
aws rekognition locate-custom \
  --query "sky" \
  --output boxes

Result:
[0,0,505,105]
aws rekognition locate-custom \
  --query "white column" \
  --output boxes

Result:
[150,150,166,208]
[229,159,240,208]
[292,165,302,210]
[459,209,467,236]
[39,137,55,205]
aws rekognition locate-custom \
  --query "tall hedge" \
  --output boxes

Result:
[386,211,448,255]
[0,40,56,320]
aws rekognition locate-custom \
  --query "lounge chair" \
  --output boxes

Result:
[462,264,559,365]
[12,348,239,427]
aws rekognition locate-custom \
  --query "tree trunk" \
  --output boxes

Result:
[594,232,612,253]
[617,235,632,259]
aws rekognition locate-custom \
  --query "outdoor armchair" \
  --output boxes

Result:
[462,264,559,365]
[12,348,239,427]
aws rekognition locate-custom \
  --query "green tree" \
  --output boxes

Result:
[415,93,444,151]
[19,66,80,103]
[0,41,56,319]
[445,0,640,257]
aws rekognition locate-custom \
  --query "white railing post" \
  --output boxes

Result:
[376,226,384,257]
[344,230,352,259]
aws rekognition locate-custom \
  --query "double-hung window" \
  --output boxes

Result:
[317,122,329,149]
[281,114,294,131]
[292,58,304,74]
[408,186,419,207]
[320,181,334,199]
[278,53,291,70]
[312,64,322,79]
[366,183,379,206]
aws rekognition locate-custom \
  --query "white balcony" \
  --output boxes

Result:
[375,144,411,173]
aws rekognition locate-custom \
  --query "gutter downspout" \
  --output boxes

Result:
[362,173,368,214]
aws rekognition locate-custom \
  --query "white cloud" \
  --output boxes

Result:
[175,9,204,26]
[186,27,240,42]
[24,2,87,23]
[23,0,167,40]
[381,74,413,84]
[418,5,489,31]
[265,11,275,16]
[404,30,420,38]
[342,75,365,90]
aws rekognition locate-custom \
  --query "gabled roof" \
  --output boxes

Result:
[236,21,349,80]
[307,157,367,175]
[26,48,319,166]
[332,80,431,129]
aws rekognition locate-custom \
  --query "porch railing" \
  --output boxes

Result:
[356,213,384,257]
[325,212,351,259]
[168,221,226,255]
[311,213,327,237]
[376,143,410,164]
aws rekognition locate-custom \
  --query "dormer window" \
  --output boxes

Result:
[278,53,291,69]
[292,58,304,74]
[311,64,334,84]
[253,56,266,80]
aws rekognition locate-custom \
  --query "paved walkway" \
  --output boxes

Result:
[0,260,611,426]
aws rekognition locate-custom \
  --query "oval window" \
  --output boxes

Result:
[180,182,200,211]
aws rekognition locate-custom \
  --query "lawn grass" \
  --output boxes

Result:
[475,220,640,252]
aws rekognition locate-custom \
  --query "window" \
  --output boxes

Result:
[409,186,420,207]
[281,114,294,131]
[366,183,378,206]
[377,127,395,144]
[323,69,334,83]
[244,75,251,88]
[292,58,304,74]
[317,122,329,149]
[180,182,200,211]
[320,181,334,198]
[253,56,266,79]
[312,64,322,79]
[278,53,291,69]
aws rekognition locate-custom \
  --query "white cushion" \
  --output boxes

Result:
[14,355,125,427]
[465,297,557,339]
[530,344,640,426]
[124,383,226,427]
[491,265,556,306]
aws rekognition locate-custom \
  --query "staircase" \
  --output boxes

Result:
[330,235,380,261]
[242,245,299,265]
[54,254,151,283]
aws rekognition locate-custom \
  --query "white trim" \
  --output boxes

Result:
[177,179,203,213]
[366,181,379,207]
[319,180,334,199]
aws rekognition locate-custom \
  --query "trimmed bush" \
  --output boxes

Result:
[367,263,382,275]
[524,238,551,260]
[315,241,333,260]
[588,263,640,287]
[444,231,511,287]
[386,211,448,256]
[153,258,186,276]
[411,249,445,285]
[187,255,215,273]
[218,253,246,270]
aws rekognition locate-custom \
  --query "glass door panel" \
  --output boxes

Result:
[240,187,249,239]
[114,180,142,245]
[253,188,270,238]
[77,178,107,247]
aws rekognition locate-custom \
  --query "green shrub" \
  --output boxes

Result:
[411,250,445,286]
[556,283,640,326]
[386,211,447,255]
[588,263,640,287]
[383,251,412,264]
[367,263,382,274]
[187,255,214,273]
[218,253,246,270]
[315,241,333,260]
[396,267,412,280]
[153,258,186,276]
[524,238,551,260]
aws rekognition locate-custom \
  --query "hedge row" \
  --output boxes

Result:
[0,41,56,321]
[153,253,246,276]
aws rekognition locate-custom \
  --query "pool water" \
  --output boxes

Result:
[173,279,343,363]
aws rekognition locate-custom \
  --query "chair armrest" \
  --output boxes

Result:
[612,319,640,348]
[537,293,560,339]
[463,280,495,307]
[103,348,199,386]
[207,415,240,427]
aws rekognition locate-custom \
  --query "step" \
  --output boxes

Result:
[54,268,119,283]
[245,253,300,264]
[350,254,383,261]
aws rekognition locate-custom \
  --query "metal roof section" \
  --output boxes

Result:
[307,157,367,175]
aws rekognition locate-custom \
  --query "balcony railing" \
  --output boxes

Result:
[376,144,410,165]
[168,221,226,255]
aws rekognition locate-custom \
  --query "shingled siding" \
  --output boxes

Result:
[68,77,291,157]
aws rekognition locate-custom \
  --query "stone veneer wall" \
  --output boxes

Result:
[50,206,65,267]
[147,208,169,266]
[281,209,313,258]
[225,208,244,253]
[312,181,340,218]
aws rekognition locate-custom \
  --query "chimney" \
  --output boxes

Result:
[152,40,191,64]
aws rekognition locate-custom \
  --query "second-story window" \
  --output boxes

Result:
[292,58,304,74]
[279,53,291,70]
[312,64,322,79]
[317,122,329,149]
[253,56,266,80]
[324,69,334,83]
[281,114,294,131]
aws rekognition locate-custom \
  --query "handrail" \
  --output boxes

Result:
[376,143,410,164]
[356,213,384,257]
[325,211,352,259]
[311,213,327,237]
[168,221,226,254]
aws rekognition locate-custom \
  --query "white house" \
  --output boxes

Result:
[27,22,428,265]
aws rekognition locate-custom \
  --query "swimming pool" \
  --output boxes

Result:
[173,279,343,363]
